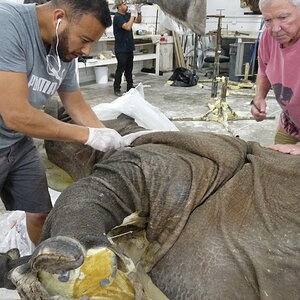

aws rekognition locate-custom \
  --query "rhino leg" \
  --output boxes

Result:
[135,0,207,35]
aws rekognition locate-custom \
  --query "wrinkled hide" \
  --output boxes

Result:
[2,103,300,299]
[43,105,300,299]
[137,0,207,35]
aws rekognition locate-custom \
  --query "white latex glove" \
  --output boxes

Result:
[129,4,138,18]
[85,128,127,152]
[136,3,142,13]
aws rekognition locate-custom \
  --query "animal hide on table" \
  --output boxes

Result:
[43,103,300,298]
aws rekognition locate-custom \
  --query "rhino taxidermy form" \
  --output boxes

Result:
[136,0,207,35]
[1,100,300,299]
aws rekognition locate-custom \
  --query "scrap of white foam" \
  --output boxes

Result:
[0,288,20,300]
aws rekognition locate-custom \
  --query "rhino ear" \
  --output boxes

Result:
[7,249,20,260]
[30,236,86,274]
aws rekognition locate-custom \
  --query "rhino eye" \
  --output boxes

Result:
[57,271,70,282]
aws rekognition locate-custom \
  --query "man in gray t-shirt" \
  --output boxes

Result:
[0,0,126,245]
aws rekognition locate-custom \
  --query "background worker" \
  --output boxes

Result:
[113,0,142,97]
[251,0,300,155]
[0,0,128,245]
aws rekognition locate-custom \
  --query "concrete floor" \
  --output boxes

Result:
[0,70,280,299]
[80,71,279,146]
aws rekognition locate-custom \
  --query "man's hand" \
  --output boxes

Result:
[268,143,300,155]
[250,98,267,122]
[85,128,156,152]
[85,128,127,152]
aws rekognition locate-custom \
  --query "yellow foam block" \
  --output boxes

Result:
[39,247,135,299]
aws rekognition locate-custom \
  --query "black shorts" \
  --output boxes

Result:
[0,137,52,213]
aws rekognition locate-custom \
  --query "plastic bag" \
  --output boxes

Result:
[0,211,34,257]
[169,67,199,87]
[92,83,179,131]
[0,188,61,257]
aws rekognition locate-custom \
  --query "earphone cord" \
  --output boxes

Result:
[46,20,61,79]
[55,21,61,70]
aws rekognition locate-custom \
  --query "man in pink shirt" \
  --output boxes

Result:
[251,0,300,155]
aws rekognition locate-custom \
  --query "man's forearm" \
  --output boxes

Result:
[255,74,271,101]
[251,73,270,121]
[122,17,135,31]
[67,105,104,129]
[2,101,89,143]
[135,13,142,23]
[58,89,105,129]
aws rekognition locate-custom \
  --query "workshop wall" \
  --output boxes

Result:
[6,0,23,3]
[206,0,262,33]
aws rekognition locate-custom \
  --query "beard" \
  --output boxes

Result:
[53,27,72,63]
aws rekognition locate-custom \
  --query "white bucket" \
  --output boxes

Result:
[94,66,108,84]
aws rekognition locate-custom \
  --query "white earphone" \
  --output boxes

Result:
[56,18,62,30]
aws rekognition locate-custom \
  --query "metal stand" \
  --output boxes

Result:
[203,77,238,125]
[193,33,199,75]
[209,11,224,98]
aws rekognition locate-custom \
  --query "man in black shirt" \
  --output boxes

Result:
[113,0,141,97]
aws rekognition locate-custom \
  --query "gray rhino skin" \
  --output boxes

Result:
[136,0,207,35]
[4,96,300,299]
[2,101,300,299]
